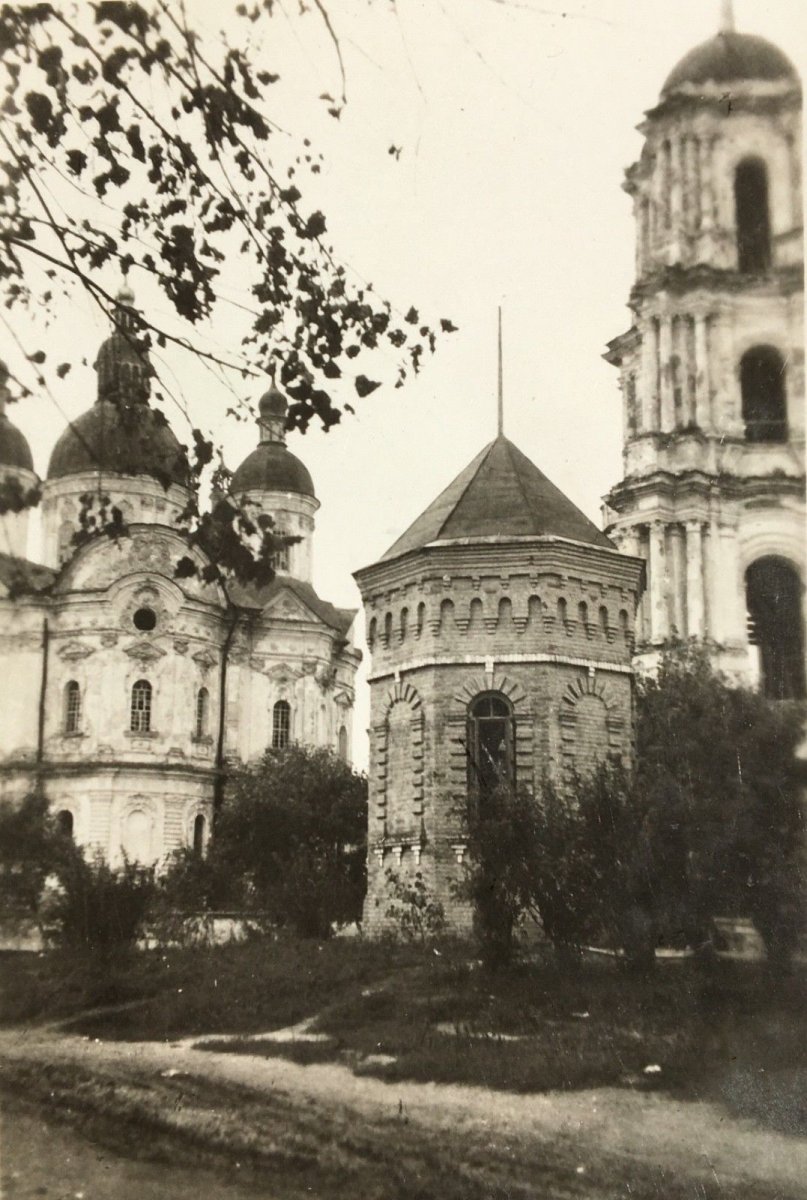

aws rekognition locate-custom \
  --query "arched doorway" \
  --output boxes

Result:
[745,558,805,700]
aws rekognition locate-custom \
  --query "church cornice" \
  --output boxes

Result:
[642,85,801,125]
[0,758,221,779]
[356,537,643,597]
[605,468,805,511]
[630,262,803,304]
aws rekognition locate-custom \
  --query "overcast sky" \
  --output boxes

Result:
[4,0,804,765]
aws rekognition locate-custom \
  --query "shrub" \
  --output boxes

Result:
[384,869,446,943]
[461,786,539,970]
[635,643,806,968]
[0,791,57,918]
[213,744,368,938]
[43,845,156,962]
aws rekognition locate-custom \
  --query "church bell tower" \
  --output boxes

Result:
[603,5,805,698]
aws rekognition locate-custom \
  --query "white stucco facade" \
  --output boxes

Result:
[0,297,360,866]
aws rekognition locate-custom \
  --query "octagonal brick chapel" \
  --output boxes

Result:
[355,434,645,932]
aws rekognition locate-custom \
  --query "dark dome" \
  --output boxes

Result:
[47,399,189,487]
[0,413,34,472]
[662,32,797,95]
[231,442,315,498]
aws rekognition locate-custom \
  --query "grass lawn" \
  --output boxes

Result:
[3,935,806,1134]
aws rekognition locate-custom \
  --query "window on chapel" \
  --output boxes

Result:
[195,687,209,739]
[130,679,152,733]
[64,681,81,733]
[272,699,291,749]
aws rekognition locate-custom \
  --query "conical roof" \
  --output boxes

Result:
[381,435,613,562]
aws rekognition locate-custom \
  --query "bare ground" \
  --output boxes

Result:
[1,1019,806,1199]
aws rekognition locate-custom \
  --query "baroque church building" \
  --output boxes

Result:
[0,288,360,865]
[355,433,644,932]
[603,8,805,698]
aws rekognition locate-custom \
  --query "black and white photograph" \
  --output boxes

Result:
[0,0,805,1195]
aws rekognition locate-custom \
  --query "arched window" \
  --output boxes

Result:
[416,602,425,636]
[740,346,787,443]
[400,607,408,642]
[746,558,805,700]
[64,681,81,733]
[384,612,393,645]
[55,809,74,839]
[368,616,377,649]
[557,597,568,626]
[192,813,206,855]
[599,606,610,637]
[195,687,209,739]
[130,679,152,733]
[272,699,291,749]
[735,158,771,273]
[467,693,514,800]
[337,724,348,762]
[578,601,589,628]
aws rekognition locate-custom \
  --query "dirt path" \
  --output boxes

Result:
[1,1024,806,1198]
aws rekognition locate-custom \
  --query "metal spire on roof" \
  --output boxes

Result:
[497,306,504,438]
[720,0,735,32]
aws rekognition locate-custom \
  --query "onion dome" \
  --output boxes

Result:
[662,31,797,96]
[46,285,189,487]
[231,378,316,499]
[0,361,34,472]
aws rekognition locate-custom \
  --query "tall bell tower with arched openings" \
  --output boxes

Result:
[603,4,805,699]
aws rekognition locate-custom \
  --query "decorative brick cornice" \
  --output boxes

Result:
[369,652,633,684]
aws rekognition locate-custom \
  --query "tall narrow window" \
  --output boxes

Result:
[271,529,290,572]
[130,679,152,733]
[337,724,348,762]
[746,558,805,700]
[64,681,81,733]
[735,158,771,273]
[625,373,638,436]
[467,693,514,800]
[272,699,291,749]
[741,346,787,443]
[193,813,206,856]
[195,687,209,739]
